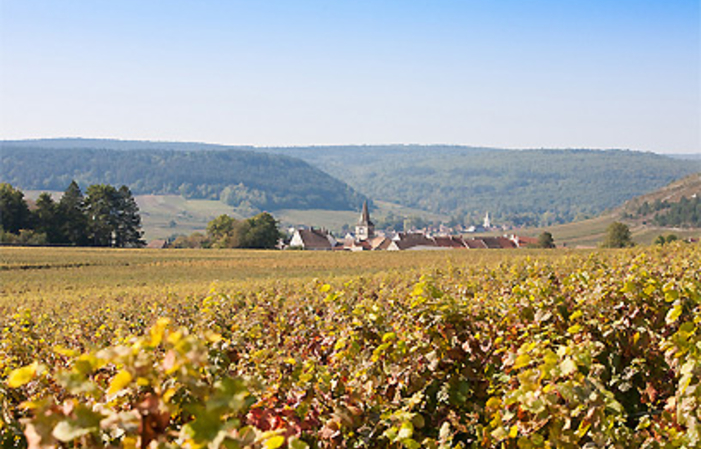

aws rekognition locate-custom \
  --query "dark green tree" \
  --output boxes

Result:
[0,183,31,234]
[58,181,89,246]
[33,193,63,243]
[601,222,635,248]
[84,184,120,247]
[535,231,556,249]
[114,186,145,248]
[84,184,144,247]
[240,212,281,249]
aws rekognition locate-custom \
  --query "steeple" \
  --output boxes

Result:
[355,200,374,240]
[359,200,373,226]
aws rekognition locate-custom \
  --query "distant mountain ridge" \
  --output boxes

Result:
[3,138,699,226]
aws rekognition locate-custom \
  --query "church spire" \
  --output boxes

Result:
[359,200,373,226]
[355,200,374,241]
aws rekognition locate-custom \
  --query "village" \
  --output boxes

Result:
[287,201,538,251]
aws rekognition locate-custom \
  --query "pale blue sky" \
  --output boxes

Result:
[1,0,699,153]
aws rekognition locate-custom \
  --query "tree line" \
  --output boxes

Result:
[0,182,144,247]
[169,213,282,249]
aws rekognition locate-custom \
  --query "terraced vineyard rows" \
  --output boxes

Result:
[1,245,699,447]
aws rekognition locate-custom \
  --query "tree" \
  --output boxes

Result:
[206,214,240,248]
[0,183,31,234]
[239,212,281,249]
[535,231,556,249]
[655,234,679,245]
[33,193,63,243]
[205,212,281,249]
[84,184,144,247]
[114,186,145,248]
[85,184,120,246]
[58,181,89,246]
[601,222,635,248]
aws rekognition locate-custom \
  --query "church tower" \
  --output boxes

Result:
[483,212,491,229]
[355,201,374,241]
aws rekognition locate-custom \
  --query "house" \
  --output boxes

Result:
[288,228,337,250]
[388,233,443,251]
[433,236,468,249]
[369,236,393,250]
[508,235,539,248]
[463,238,488,249]
[146,239,168,249]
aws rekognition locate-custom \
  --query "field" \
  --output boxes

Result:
[1,245,700,448]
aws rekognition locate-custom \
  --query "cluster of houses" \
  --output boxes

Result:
[287,202,537,251]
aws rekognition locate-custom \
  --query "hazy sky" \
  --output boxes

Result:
[1,0,699,154]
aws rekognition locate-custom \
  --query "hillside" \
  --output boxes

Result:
[0,145,364,212]
[620,172,700,214]
[4,139,699,227]
[260,145,701,226]
[519,173,701,247]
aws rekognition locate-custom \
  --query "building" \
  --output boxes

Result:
[355,201,375,241]
[288,228,337,250]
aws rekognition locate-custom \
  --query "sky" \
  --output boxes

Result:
[1,0,699,154]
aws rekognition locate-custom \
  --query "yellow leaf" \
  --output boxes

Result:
[567,324,582,334]
[513,353,531,369]
[149,317,170,347]
[666,303,682,325]
[107,370,133,395]
[7,362,38,388]
[509,425,519,438]
[265,435,285,449]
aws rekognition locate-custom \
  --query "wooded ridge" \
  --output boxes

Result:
[3,139,699,226]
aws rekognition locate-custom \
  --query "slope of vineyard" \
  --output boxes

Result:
[1,245,700,447]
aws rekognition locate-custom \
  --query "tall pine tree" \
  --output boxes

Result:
[115,185,145,248]
[58,181,89,246]
[33,193,63,243]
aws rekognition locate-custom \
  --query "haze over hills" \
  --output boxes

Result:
[2,138,700,227]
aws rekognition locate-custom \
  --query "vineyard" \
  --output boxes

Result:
[1,245,700,447]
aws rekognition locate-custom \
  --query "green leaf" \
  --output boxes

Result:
[289,437,310,449]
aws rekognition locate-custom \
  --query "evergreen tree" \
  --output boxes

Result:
[58,181,89,246]
[84,184,120,247]
[115,186,145,247]
[0,183,31,234]
[33,193,63,243]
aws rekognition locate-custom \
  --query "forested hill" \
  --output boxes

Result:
[3,139,699,226]
[260,146,701,226]
[0,145,364,212]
